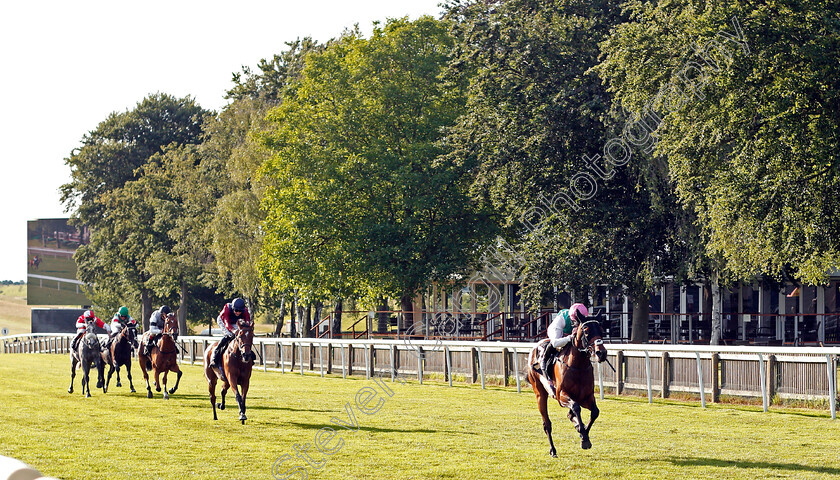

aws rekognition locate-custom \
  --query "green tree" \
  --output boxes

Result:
[61,94,210,327]
[597,0,840,341]
[259,17,496,325]
[446,0,685,341]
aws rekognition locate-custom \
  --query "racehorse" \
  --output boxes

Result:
[527,319,608,454]
[203,320,255,424]
[68,327,105,398]
[138,314,182,399]
[102,325,138,393]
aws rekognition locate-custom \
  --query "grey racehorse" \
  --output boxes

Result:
[69,329,105,397]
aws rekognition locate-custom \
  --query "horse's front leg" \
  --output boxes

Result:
[161,369,169,400]
[104,364,115,393]
[567,402,591,450]
[125,362,136,393]
[115,364,122,388]
[68,357,78,394]
[82,364,91,398]
[168,365,182,395]
[235,378,250,424]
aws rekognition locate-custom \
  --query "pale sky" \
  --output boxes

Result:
[1,0,444,282]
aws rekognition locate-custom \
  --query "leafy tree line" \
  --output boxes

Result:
[62,2,840,343]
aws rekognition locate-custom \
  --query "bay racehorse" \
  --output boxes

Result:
[68,327,105,398]
[138,314,182,399]
[203,320,255,423]
[527,319,608,454]
[102,324,138,393]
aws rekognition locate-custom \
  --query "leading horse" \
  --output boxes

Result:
[102,324,138,393]
[527,319,608,454]
[138,315,182,399]
[68,327,105,398]
[203,320,255,424]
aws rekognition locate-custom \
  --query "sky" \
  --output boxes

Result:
[0,0,445,282]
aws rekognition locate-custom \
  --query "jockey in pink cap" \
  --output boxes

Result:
[540,303,589,378]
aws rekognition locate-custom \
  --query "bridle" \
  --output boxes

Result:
[575,320,604,355]
[233,327,255,362]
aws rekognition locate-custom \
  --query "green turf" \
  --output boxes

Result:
[0,354,838,480]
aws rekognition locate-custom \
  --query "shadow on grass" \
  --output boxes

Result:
[667,456,840,475]
[285,420,476,436]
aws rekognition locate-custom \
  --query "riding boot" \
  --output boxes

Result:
[541,343,556,380]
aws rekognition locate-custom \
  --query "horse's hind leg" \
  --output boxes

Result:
[536,389,556,457]
[208,376,218,420]
[116,365,122,388]
[218,382,229,411]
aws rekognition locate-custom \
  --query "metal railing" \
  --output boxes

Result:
[3,333,837,419]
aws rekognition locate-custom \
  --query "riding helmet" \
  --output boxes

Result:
[118,306,129,317]
[231,298,246,312]
[570,303,589,323]
[83,310,93,319]
[160,305,171,315]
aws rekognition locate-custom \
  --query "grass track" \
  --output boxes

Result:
[0,354,838,480]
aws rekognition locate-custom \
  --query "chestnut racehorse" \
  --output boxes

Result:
[138,315,182,399]
[527,319,608,454]
[203,320,255,424]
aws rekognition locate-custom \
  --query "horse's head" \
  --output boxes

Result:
[235,320,255,363]
[163,314,178,335]
[575,320,607,363]
[83,330,100,349]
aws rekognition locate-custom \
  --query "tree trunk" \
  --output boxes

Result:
[290,290,298,338]
[710,270,723,345]
[377,297,389,333]
[313,301,323,337]
[630,294,650,343]
[303,302,313,338]
[274,295,286,336]
[141,289,153,331]
[178,278,188,335]
[332,298,343,338]
[400,294,414,334]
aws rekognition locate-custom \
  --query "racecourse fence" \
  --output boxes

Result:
[3,333,837,419]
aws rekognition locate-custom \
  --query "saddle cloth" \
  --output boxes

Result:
[533,338,557,398]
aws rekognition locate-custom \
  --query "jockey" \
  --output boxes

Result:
[108,306,137,348]
[141,305,172,357]
[540,303,589,378]
[211,298,252,367]
[72,309,110,350]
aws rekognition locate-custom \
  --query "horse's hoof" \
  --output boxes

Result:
[216,403,225,410]
[130,387,136,393]
[96,381,103,389]
[85,393,91,398]
[68,388,73,394]
[147,391,153,399]
[168,388,176,394]
[581,439,592,450]
[116,382,122,387]
[239,413,247,421]
[156,386,161,392]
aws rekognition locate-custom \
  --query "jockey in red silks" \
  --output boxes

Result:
[210,298,252,367]
[72,309,110,350]
[540,303,589,378]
